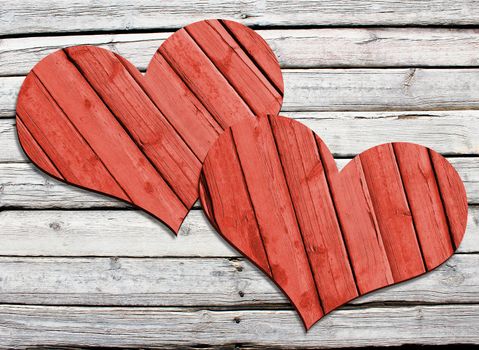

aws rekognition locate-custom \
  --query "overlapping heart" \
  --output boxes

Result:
[15,19,468,330]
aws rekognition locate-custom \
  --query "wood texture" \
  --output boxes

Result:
[8,69,479,120]
[15,20,283,232]
[0,254,475,307]
[1,304,479,348]
[0,208,477,257]
[6,28,479,77]
[1,158,477,209]
[4,111,479,163]
[3,0,479,36]
[0,209,233,257]
[199,115,468,329]
[3,4,479,347]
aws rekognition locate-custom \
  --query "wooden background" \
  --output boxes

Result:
[1,1,479,348]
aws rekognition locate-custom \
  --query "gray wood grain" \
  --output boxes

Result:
[0,254,475,307]
[3,0,479,36]
[0,304,478,348]
[5,69,479,118]
[3,28,479,76]
[1,157,476,209]
[3,111,478,163]
[0,208,477,257]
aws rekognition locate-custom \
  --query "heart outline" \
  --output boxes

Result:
[199,115,468,329]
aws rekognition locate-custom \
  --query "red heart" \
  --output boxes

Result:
[199,115,468,330]
[15,19,283,233]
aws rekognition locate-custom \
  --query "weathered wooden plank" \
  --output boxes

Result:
[1,157,477,209]
[5,28,479,76]
[3,0,479,36]
[6,70,479,117]
[1,208,477,257]
[0,254,477,307]
[3,111,479,163]
[0,304,478,348]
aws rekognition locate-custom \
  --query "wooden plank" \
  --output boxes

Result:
[358,144,425,281]
[6,28,479,76]
[3,1,479,36]
[7,69,479,119]
[282,69,479,112]
[0,254,477,307]
[222,116,323,328]
[393,144,454,269]
[0,207,477,257]
[3,111,479,163]
[0,304,478,348]
[1,157,477,209]
[268,116,358,313]
[321,153,394,295]
[199,129,271,273]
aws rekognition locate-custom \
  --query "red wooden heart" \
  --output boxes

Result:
[15,19,284,233]
[199,115,468,330]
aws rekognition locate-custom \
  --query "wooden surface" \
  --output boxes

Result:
[1,1,479,348]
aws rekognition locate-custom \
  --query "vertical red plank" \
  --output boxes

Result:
[393,143,453,270]
[185,20,282,117]
[64,46,200,207]
[16,73,128,201]
[269,116,358,313]
[221,20,284,94]
[359,144,425,282]
[429,150,468,248]
[319,142,394,294]
[199,130,271,275]
[16,116,63,179]
[231,117,323,329]
[32,50,187,232]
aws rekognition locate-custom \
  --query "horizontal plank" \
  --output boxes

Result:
[3,1,479,36]
[0,207,477,257]
[0,304,478,348]
[0,254,476,307]
[1,157,477,209]
[2,111,479,163]
[5,69,479,118]
[4,28,479,76]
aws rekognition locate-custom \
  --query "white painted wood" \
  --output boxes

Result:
[0,304,478,348]
[6,69,479,118]
[4,28,479,76]
[0,208,477,257]
[2,111,479,163]
[1,158,476,209]
[3,0,479,36]
[0,254,476,307]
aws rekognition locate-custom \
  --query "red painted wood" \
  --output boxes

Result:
[268,116,358,313]
[199,115,468,330]
[322,154,394,295]
[429,150,469,248]
[227,116,323,329]
[16,20,284,233]
[359,143,426,282]
[393,143,453,270]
